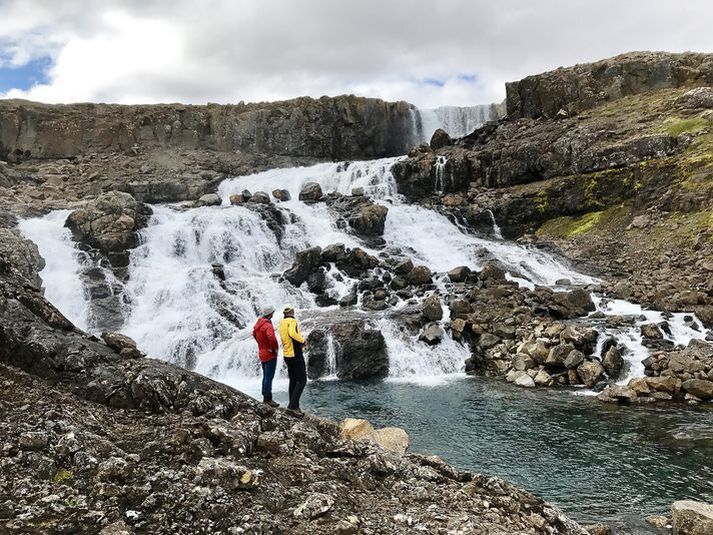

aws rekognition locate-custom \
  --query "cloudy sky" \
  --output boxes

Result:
[1,0,712,108]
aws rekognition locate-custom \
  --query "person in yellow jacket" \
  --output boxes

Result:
[279,304,307,416]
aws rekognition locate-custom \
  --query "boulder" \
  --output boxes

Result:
[677,86,713,109]
[448,266,472,283]
[351,187,364,196]
[340,418,375,441]
[333,322,388,380]
[298,182,323,202]
[542,288,596,319]
[101,332,144,359]
[577,360,605,388]
[430,128,452,150]
[0,229,45,288]
[394,258,414,275]
[408,265,433,285]
[597,385,637,403]
[641,323,664,340]
[349,204,388,237]
[546,343,575,366]
[421,293,443,322]
[602,346,625,379]
[512,353,536,371]
[272,189,291,201]
[65,191,152,267]
[229,194,245,205]
[248,191,271,204]
[449,299,472,316]
[672,500,713,535]
[681,379,713,400]
[514,374,536,388]
[283,246,322,286]
[196,193,222,206]
[564,350,585,369]
[479,261,506,282]
[534,369,553,386]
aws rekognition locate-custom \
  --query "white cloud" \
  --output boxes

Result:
[1,0,713,107]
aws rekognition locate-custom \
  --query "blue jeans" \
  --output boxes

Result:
[261,357,277,401]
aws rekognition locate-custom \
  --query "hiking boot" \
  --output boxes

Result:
[265,400,280,408]
[286,408,304,418]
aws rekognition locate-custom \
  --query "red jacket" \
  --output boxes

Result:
[253,317,278,362]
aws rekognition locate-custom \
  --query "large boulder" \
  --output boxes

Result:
[298,182,323,202]
[577,360,605,388]
[65,191,152,267]
[672,500,713,535]
[306,322,388,380]
[430,128,452,150]
[283,246,322,286]
[421,293,443,321]
[681,379,713,400]
[348,204,388,237]
[408,265,433,285]
[602,346,625,379]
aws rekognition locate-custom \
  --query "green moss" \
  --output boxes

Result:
[535,190,549,214]
[537,210,603,238]
[52,469,73,484]
[661,116,710,137]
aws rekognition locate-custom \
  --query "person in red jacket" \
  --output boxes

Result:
[252,305,279,407]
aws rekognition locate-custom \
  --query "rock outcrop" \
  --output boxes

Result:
[506,51,713,119]
[0,95,416,163]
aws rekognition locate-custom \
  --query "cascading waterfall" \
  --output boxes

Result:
[17,210,91,331]
[19,157,712,398]
[413,103,504,142]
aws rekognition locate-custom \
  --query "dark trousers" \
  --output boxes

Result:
[261,358,277,401]
[285,346,306,410]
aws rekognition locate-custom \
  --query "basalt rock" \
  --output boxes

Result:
[298,182,324,202]
[65,191,152,267]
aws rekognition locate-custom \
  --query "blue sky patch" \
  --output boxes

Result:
[457,73,477,83]
[421,77,445,87]
[0,56,52,92]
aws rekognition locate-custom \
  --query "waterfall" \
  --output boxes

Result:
[18,157,711,398]
[486,209,504,240]
[17,210,91,331]
[412,103,504,143]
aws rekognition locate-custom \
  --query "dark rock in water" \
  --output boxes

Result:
[390,275,408,290]
[212,263,226,281]
[577,359,605,388]
[348,204,388,237]
[641,323,664,340]
[321,243,346,263]
[448,266,472,283]
[298,182,323,202]
[307,269,327,294]
[306,322,388,380]
[449,298,472,316]
[421,293,443,321]
[430,128,452,150]
[394,258,414,275]
[196,193,221,206]
[65,191,152,267]
[479,261,507,283]
[536,288,595,319]
[602,346,625,379]
[248,191,271,204]
[283,246,322,286]
[408,265,433,285]
[272,188,291,201]
[306,329,330,379]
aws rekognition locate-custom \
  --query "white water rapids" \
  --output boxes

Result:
[19,157,711,397]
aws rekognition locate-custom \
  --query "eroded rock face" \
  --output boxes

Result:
[0,228,45,288]
[506,51,713,119]
[65,191,152,267]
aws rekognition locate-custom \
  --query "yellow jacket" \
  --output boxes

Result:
[279,317,305,357]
